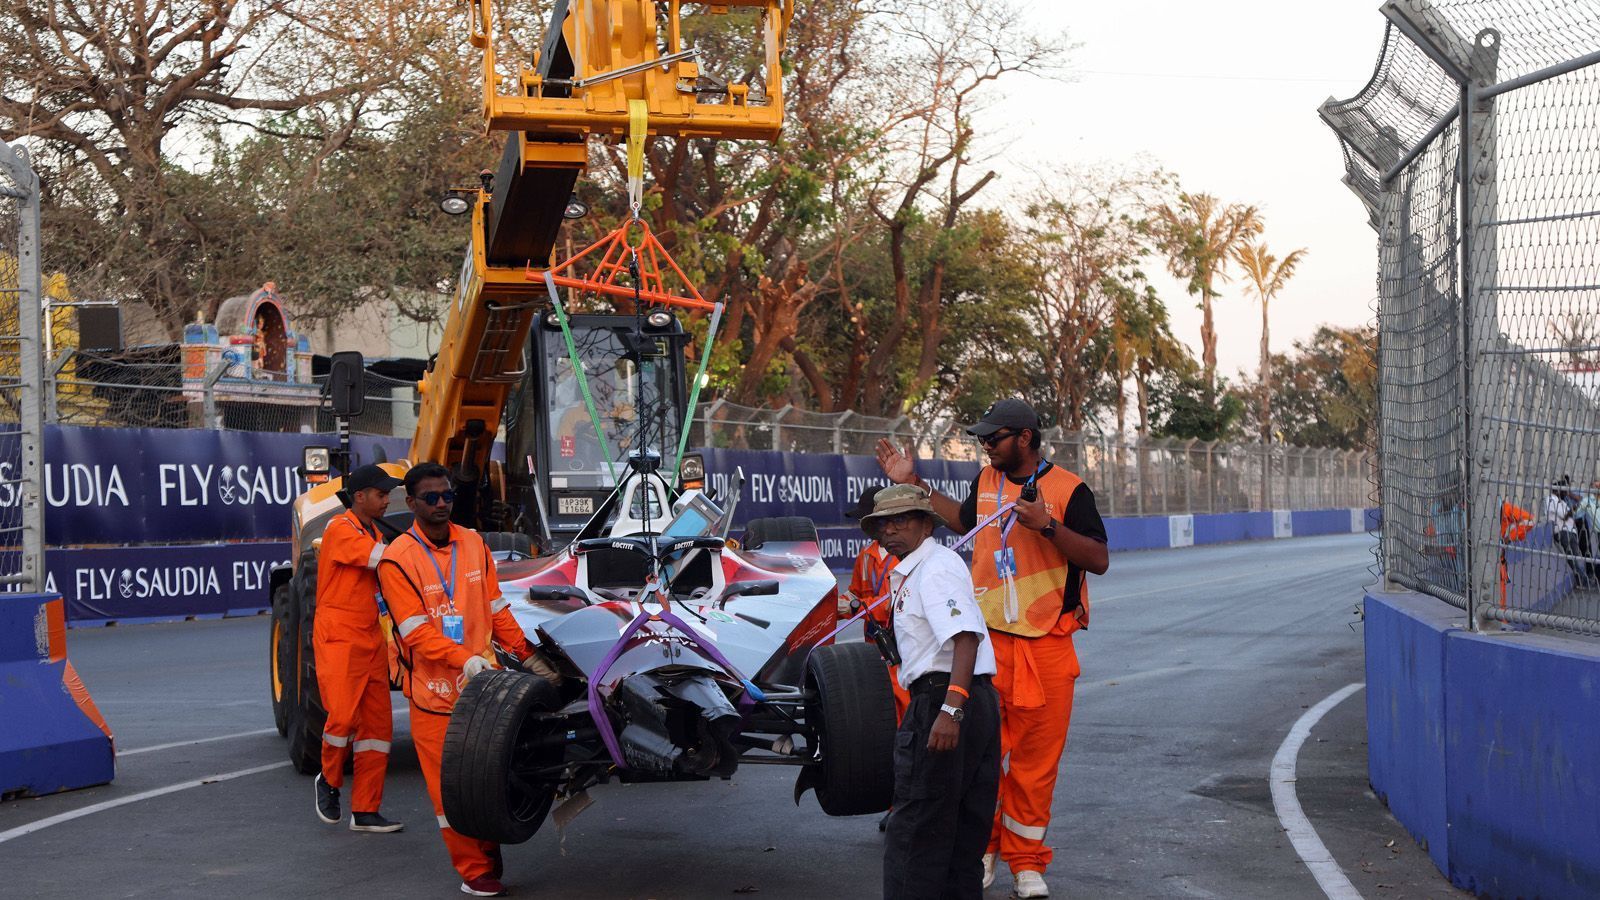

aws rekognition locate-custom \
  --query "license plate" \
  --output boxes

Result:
[558,496,594,516]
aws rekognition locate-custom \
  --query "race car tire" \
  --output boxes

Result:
[269,581,294,736]
[806,641,896,816]
[480,531,535,558]
[442,669,562,844]
[285,564,327,776]
[743,516,819,551]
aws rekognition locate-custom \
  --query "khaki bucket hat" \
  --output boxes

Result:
[859,483,947,531]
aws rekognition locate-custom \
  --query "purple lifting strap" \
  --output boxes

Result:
[584,592,761,770]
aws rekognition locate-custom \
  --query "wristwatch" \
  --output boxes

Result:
[1040,518,1058,538]
[940,703,965,722]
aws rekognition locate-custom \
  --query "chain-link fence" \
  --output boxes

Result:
[47,349,421,436]
[694,399,1370,515]
[0,142,45,590]
[1323,0,1600,635]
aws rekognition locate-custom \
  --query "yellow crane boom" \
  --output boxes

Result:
[411,0,792,482]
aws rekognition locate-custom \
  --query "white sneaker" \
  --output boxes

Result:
[982,853,997,889]
[1013,869,1050,898]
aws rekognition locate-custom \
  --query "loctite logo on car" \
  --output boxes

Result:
[561,435,576,458]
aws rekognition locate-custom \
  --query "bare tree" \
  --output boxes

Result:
[0,0,449,335]
[856,0,1066,417]
[1549,312,1600,368]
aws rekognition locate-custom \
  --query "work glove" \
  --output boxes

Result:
[521,651,562,686]
[837,590,857,619]
[462,655,492,679]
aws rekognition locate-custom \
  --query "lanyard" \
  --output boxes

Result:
[869,546,888,595]
[408,527,458,606]
[996,459,1049,547]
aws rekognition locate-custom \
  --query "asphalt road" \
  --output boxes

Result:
[1,533,1464,899]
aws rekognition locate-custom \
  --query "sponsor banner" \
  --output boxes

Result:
[815,526,974,572]
[3,425,409,545]
[15,542,291,624]
[701,448,980,527]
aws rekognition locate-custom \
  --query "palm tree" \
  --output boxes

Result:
[1152,193,1263,389]
[1234,241,1307,444]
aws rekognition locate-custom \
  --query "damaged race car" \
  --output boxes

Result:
[438,453,899,844]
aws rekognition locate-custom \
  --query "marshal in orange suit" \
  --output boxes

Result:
[313,463,406,834]
[377,462,559,899]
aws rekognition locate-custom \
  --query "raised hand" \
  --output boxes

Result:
[875,438,918,485]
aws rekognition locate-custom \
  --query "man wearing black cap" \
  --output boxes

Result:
[876,399,1107,899]
[313,463,406,833]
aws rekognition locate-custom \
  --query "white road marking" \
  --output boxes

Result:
[0,761,292,845]
[119,706,412,757]
[119,728,280,757]
[1270,682,1366,900]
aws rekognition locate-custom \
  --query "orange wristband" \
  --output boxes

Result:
[946,684,969,699]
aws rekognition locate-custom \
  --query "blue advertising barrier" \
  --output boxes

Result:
[4,425,408,545]
[39,542,292,625]
[19,425,1375,622]
[0,593,115,797]
[1366,591,1600,896]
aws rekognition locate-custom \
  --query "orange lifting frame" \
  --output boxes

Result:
[528,219,717,313]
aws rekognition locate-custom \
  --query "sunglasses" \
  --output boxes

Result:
[413,489,456,507]
[875,512,926,530]
[978,429,1021,449]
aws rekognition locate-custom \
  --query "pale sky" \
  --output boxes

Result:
[980,0,1388,381]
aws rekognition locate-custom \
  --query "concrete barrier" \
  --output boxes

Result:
[1365,591,1600,896]
[0,593,115,798]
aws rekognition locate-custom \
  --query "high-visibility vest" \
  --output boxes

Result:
[378,524,498,715]
[971,464,1090,638]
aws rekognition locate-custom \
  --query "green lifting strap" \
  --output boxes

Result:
[542,270,618,485]
[672,300,724,490]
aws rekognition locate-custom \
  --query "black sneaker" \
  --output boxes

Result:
[314,773,341,824]
[350,812,404,833]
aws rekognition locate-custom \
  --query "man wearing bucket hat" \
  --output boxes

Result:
[865,484,1000,900]
[876,398,1109,899]
[843,485,911,721]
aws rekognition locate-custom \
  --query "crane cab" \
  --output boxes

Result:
[503,311,691,548]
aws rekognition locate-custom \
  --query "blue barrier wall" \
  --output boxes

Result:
[1364,593,1456,875]
[1365,591,1600,896]
[0,593,115,797]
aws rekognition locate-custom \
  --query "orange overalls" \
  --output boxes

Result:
[377,524,535,884]
[971,465,1093,877]
[849,540,909,719]
[313,510,392,815]
[1500,501,1534,608]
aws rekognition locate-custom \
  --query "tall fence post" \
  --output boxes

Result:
[0,142,45,590]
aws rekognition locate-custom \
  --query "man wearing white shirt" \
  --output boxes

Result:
[864,484,1000,900]
[1547,475,1593,587]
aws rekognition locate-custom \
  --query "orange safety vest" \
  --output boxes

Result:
[972,464,1090,638]
[377,523,500,715]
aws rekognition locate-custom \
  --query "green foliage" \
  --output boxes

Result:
[1236,325,1377,449]
[1154,372,1246,441]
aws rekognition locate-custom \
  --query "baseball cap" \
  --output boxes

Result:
[347,464,403,494]
[965,398,1041,438]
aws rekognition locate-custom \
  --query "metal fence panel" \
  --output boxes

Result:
[1325,0,1600,635]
